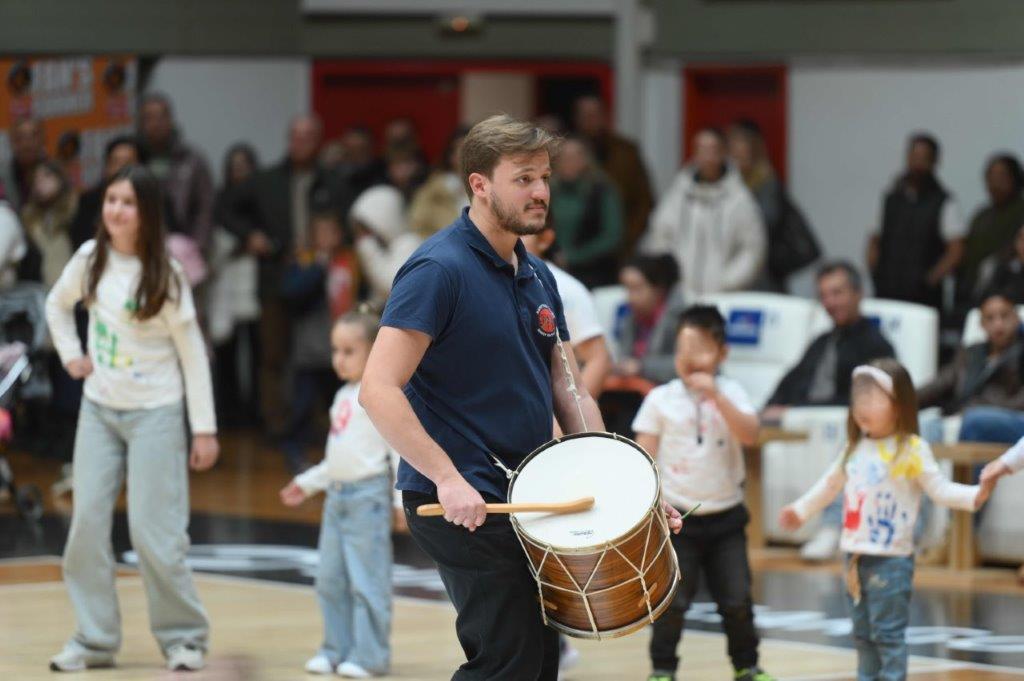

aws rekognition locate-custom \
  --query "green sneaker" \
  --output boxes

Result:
[734,668,775,681]
[647,673,675,681]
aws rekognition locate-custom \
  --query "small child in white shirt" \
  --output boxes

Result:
[280,310,392,678]
[632,305,772,681]
[780,359,997,681]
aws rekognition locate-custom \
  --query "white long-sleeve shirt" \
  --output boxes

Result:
[792,435,979,557]
[294,382,391,495]
[999,437,1024,474]
[45,240,216,433]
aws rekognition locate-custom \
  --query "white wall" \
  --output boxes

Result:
[640,64,682,196]
[147,57,310,184]
[788,62,1024,294]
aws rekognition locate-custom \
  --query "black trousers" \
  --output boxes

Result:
[404,491,560,681]
[650,503,759,673]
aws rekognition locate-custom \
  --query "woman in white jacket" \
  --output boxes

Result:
[351,184,421,304]
[643,128,766,297]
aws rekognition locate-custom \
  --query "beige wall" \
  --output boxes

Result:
[460,72,535,126]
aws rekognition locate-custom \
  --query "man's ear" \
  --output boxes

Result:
[467,172,489,200]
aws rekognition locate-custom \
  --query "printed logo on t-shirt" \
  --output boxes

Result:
[330,399,353,436]
[536,304,557,338]
[93,319,133,369]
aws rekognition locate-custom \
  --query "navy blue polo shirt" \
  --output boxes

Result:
[381,209,570,500]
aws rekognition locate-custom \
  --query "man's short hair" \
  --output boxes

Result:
[460,114,557,198]
[908,132,940,163]
[677,304,727,345]
[103,135,139,162]
[816,260,863,292]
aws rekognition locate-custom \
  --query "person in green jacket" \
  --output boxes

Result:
[549,135,624,288]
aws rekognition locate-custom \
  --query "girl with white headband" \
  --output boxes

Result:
[778,358,997,681]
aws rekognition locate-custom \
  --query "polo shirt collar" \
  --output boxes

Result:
[457,208,534,280]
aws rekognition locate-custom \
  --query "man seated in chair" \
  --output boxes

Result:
[762,260,895,561]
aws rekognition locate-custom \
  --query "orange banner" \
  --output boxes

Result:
[0,56,137,190]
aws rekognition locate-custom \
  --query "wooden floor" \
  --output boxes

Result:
[4,431,1024,679]
[3,560,1022,681]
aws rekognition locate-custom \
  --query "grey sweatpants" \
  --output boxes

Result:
[62,397,209,655]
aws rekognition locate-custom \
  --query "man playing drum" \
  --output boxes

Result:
[361,114,680,680]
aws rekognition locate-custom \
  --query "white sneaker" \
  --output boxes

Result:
[304,654,335,674]
[558,640,581,679]
[337,660,373,678]
[166,644,205,671]
[49,642,115,672]
[800,525,841,562]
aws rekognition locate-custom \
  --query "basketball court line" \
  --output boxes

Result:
[6,560,1021,678]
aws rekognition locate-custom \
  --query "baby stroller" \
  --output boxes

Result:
[0,283,49,522]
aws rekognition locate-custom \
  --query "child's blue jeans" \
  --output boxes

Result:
[845,553,914,681]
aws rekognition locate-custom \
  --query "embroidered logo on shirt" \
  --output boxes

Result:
[536,304,556,337]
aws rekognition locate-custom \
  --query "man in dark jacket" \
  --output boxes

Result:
[868,133,965,311]
[765,261,895,412]
[223,114,353,435]
[764,261,895,562]
[138,93,216,250]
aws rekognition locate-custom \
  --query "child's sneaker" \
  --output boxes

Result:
[337,660,373,678]
[304,654,335,674]
[735,667,775,681]
[49,642,115,672]
[166,644,205,671]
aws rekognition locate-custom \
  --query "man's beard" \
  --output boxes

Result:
[490,190,547,236]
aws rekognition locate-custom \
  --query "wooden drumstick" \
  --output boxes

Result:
[416,496,595,517]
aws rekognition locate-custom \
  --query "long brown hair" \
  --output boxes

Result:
[842,358,920,464]
[84,165,178,320]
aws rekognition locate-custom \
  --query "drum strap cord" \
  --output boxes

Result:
[532,264,589,433]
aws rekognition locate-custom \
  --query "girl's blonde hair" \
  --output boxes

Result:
[842,357,919,465]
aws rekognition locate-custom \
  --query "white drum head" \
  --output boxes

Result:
[509,434,658,549]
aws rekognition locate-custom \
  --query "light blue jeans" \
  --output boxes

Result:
[846,554,914,681]
[63,398,208,655]
[315,472,393,673]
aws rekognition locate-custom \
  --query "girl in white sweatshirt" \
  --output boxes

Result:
[779,359,996,681]
[280,310,392,678]
[45,166,218,673]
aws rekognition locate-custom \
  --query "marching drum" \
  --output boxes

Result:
[507,431,680,639]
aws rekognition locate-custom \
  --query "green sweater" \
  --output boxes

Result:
[550,177,624,267]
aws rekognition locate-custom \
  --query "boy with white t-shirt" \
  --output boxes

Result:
[632,305,773,681]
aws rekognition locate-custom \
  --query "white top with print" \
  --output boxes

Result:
[632,377,755,515]
[792,435,979,557]
[45,240,215,433]
[294,382,391,494]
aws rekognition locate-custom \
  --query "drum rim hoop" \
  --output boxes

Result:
[507,431,664,554]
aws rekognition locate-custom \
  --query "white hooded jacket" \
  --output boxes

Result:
[643,167,766,297]
[351,184,422,303]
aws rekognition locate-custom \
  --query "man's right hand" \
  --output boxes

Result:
[436,473,487,531]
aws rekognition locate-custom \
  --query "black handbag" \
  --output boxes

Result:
[769,188,821,279]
